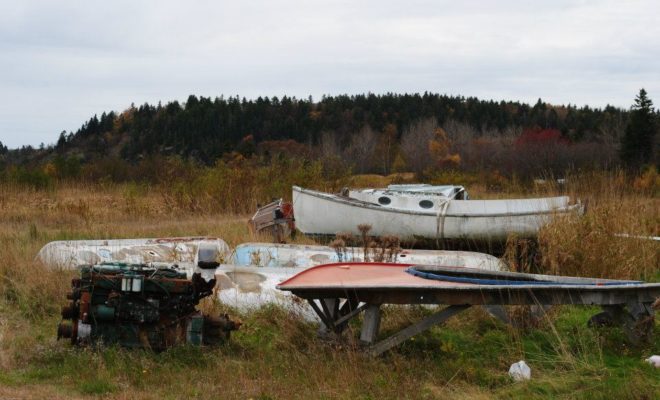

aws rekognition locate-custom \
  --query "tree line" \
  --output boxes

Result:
[0,91,657,187]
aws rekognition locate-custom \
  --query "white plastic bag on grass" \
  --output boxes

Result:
[509,360,531,381]
[645,355,660,368]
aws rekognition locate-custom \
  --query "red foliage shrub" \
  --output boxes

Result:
[514,128,570,147]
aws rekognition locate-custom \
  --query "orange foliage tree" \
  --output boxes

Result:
[428,128,461,169]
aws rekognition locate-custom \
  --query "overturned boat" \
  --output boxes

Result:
[217,242,505,311]
[38,239,504,273]
[231,242,504,270]
[293,185,583,242]
[36,237,231,270]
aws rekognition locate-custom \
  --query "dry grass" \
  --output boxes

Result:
[0,173,658,399]
[539,171,659,280]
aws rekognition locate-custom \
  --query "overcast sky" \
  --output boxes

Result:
[1,0,658,148]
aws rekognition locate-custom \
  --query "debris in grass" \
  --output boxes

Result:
[509,360,531,381]
[645,355,660,368]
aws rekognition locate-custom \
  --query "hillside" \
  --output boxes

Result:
[2,93,630,165]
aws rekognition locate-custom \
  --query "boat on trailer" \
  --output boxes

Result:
[293,185,583,242]
[277,262,660,355]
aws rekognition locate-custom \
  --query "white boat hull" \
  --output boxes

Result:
[216,241,504,314]
[214,265,314,315]
[232,242,504,271]
[293,186,582,241]
[35,237,231,271]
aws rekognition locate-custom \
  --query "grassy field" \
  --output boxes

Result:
[0,173,658,399]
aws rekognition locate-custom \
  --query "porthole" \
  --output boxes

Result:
[419,200,434,209]
[378,196,391,205]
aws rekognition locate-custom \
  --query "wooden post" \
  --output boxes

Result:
[360,304,381,344]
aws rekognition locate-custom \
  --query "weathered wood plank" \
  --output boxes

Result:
[334,303,368,326]
[307,299,334,330]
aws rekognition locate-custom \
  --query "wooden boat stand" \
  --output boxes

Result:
[300,286,657,357]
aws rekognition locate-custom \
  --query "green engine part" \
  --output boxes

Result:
[57,263,240,350]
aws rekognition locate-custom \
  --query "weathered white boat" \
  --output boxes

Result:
[231,242,504,270]
[216,242,504,312]
[36,237,231,270]
[213,264,312,313]
[222,251,519,322]
[293,185,583,241]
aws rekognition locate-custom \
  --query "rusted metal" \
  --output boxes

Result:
[58,263,240,350]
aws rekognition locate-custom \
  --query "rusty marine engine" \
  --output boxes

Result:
[57,263,240,350]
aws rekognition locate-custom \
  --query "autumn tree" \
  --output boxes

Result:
[373,123,398,175]
[236,134,256,157]
[345,125,377,174]
[391,152,407,173]
[513,127,570,176]
[400,118,437,174]
[620,89,657,168]
[428,128,460,169]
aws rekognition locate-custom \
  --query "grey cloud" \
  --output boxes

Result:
[0,0,658,148]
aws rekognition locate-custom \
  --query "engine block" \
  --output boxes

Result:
[57,263,240,350]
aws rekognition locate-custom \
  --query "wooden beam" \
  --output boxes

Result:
[368,305,470,357]
[307,299,334,330]
[338,294,360,315]
[334,303,368,327]
[321,298,338,320]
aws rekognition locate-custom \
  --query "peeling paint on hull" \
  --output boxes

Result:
[214,265,313,316]
[36,237,231,271]
[218,243,504,314]
[232,242,505,271]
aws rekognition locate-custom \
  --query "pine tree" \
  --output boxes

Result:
[56,130,67,150]
[620,89,657,168]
